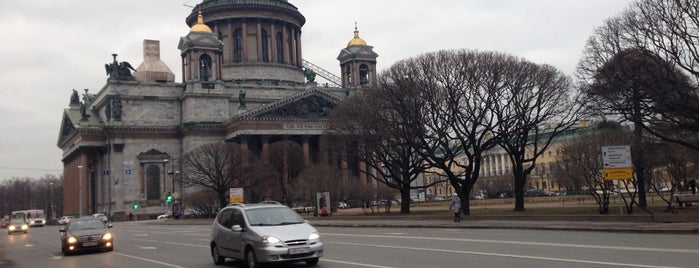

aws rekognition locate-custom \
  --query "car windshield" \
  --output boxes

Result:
[67,220,106,231]
[10,218,24,224]
[246,207,304,226]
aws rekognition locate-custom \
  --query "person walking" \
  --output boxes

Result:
[449,193,462,222]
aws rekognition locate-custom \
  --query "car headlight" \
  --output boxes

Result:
[262,235,281,244]
[21,225,28,230]
[8,226,15,231]
[308,232,320,241]
[67,236,77,244]
[102,232,112,240]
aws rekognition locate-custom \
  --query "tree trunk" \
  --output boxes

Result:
[400,189,411,214]
[514,171,526,212]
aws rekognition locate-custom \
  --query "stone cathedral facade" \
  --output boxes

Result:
[56,0,378,217]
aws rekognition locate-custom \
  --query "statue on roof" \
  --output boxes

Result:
[70,89,80,106]
[304,67,316,83]
[105,53,137,80]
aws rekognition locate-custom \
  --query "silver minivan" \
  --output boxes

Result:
[210,201,323,268]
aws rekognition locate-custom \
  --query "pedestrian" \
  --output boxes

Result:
[449,193,462,222]
[129,212,134,221]
[689,179,696,195]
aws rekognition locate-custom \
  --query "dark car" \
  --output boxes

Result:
[1,219,8,228]
[7,218,28,235]
[59,218,113,255]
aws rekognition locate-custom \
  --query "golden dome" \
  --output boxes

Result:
[190,9,212,33]
[347,23,367,46]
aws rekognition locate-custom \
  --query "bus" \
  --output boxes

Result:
[11,209,46,227]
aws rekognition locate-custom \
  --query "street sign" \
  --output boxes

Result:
[604,167,633,180]
[229,188,244,203]
[602,146,632,168]
[125,168,132,175]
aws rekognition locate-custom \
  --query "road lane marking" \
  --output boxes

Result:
[332,242,680,268]
[112,252,186,268]
[322,259,394,268]
[324,233,699,254]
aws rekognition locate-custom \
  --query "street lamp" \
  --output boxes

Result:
[78,165,83,217]
[49,182,54,220]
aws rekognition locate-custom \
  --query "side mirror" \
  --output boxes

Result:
[108,224,113,228]
[231,224,243,232]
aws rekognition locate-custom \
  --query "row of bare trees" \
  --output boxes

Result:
[329,50,579,215]
[0,175,62,219]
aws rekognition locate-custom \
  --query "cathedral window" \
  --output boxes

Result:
[233,28,243,62]
[199,54,213,81]
[276,32,283,63]
[146,165,161,200]
[261,29,269,62]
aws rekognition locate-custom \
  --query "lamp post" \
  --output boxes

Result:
[49,182,54,221]
[78,165,83,217]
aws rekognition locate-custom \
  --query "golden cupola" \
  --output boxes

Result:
[190,9,212,33]
[347,23,367,46]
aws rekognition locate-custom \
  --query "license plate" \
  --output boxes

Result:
[83,242,98,247]
[288,247,310,255]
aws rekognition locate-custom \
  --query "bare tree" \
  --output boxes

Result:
[558,122,632,214]
[328,82,430,214]
[386,50,503,216]
[180,142,255,208]
[490,58,580,212]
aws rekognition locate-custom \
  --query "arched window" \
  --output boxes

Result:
[233,28,243,62]
[199,54,213,81]
[276,32,283,63]
[359,64,369,85]
[146,165,161,200]
[261,29,269,62]
[345,65,352,86]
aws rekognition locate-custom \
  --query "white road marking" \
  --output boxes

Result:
[112,252,186,268]
[324,233,699,254]
[322,259,395,268]
[332,242,680,268]
[382,233,406,235]
[138,246,157,250]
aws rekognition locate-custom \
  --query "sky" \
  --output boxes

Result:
[0,0,635,181]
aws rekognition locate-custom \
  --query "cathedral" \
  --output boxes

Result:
[56,0,378,218]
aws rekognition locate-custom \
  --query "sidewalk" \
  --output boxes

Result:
[147,214,699,234]
[305,217,699,234]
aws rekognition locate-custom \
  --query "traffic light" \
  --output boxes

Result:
[133,203,140,210]
[166,192,173,203]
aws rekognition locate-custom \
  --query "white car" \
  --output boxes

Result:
[58,216,74,225]
[157,213,173,220]
[92,213,108,222]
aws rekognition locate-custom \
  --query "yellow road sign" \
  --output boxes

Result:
[604,167,633,180]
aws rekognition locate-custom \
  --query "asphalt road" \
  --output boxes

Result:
[1,221,698,268]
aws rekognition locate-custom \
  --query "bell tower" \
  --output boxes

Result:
[178,9,224,86]
[337,23,379,91]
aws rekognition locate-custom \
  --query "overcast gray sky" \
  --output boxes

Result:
[0,0,633,180]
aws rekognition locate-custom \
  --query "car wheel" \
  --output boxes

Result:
[246,248,261,268]
[211,244,225,265]
[305,258,319,266]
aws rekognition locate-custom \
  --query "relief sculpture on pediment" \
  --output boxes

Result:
[259,96,334,119]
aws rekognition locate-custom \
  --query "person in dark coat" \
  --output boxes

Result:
[449,193,462,222]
